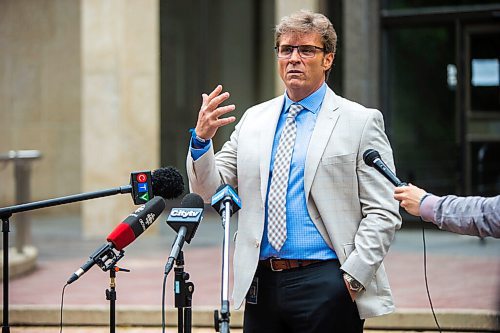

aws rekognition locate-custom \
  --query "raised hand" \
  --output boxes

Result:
[195,85,236,140]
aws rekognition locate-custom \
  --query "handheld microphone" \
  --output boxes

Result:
[164,193,204,274]
[67,196,166,284]
[363,149,406,187]
[211,184,241,216]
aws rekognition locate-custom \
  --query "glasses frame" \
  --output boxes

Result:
[274,45,326,59]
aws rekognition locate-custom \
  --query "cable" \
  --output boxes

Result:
[422,226,442,333]
[161,272,168,333]
[59,283,68,333]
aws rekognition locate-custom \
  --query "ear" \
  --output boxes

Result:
[322,53,334,71]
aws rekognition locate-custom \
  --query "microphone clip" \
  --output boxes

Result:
[91,243,125,272]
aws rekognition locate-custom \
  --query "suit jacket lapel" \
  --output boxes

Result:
[304,88,341,199]
[259,96,285,205]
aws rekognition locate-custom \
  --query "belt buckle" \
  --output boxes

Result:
[269,258,283,272]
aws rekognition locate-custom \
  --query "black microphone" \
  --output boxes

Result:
[211,184,241,216]
[67,196,166,284]
[151,167,185,199]
[0,166,183,218]
[164,193,204,274]
[131,167,185,204]
[363,149,406,187]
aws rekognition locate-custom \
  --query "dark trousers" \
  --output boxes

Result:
[243,260,364,333]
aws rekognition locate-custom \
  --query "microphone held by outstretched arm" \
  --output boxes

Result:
[363,149,407,187]
[66,196,166,284]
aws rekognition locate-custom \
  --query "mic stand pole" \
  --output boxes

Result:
[0,186,132,333]
[214,202,231,333]
[174,251,194,333]
[0,185,133,217]
[106,265,130,333]
[2,216,11,333]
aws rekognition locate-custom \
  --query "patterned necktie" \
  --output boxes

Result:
[267,104,303,251]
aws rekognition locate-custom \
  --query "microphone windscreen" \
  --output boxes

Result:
[152,167,185,199]
[181,193,204,208]
[106,223,135,251]
[107,196,166,250]
[363,149,380,167]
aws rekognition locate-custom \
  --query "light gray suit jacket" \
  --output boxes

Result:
[186,87,402,319]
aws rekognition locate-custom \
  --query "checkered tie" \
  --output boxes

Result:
[267,104,303,251]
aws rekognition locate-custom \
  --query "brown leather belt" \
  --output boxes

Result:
[260,258,324,272]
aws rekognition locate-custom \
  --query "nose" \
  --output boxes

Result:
[289,48,301,61]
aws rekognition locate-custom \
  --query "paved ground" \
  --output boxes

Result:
[3,327,460,333]
[2,209,500,331]
[4,328,461,333]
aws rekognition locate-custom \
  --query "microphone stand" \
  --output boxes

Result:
[0,185,131,333]
[106,265,130,333]
[174,251,194,333]
[214,201,231,333]
[85,245,126,333]
[2,216,10,333]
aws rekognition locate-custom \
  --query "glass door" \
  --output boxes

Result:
[463,24,500,196]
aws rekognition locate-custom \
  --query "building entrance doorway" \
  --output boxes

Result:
[463,24,500,196]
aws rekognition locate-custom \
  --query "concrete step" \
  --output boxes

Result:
[4,305,499,332]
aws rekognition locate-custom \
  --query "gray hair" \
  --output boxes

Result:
[275,10,337,56]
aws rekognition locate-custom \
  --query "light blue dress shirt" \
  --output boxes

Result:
[189,83,337,260]
[260,83,337,260]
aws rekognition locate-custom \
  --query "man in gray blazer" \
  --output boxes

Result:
[187,10,401,333]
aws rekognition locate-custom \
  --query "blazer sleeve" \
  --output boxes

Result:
[340,109,402,286]
[186,111,249,203]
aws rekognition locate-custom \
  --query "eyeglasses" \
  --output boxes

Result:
[274,45,326,59]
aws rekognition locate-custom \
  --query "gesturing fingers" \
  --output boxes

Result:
[200,85,230,112]
[207,84,223,100]
[196,85,236,139]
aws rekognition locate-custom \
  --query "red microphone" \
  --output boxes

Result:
[107,196,166,250]
[67,196,166,284]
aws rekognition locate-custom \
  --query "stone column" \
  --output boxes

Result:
[0,0,81,208]
[343,0,380,108]
[81,0,160,238]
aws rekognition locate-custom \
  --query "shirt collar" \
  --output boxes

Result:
[283,82,327,114]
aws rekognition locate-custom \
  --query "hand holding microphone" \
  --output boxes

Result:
[364,149,417,216]
[394,184,427,216]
